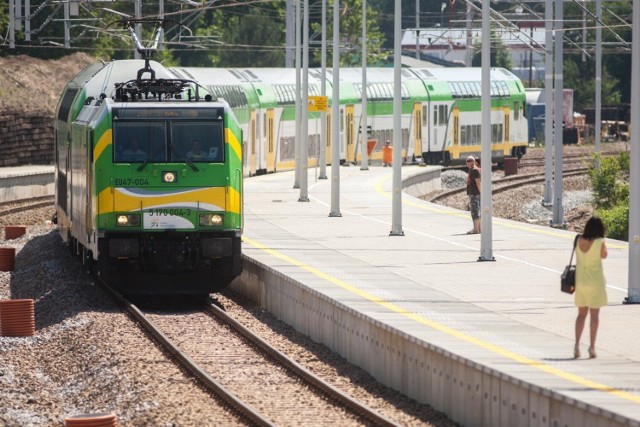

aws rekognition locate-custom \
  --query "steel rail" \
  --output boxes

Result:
[0,195,55,218]
[204,301,403,427]
[428,168,588,203]
[99,285,275,427]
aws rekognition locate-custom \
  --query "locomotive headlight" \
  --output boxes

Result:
[162,171,177,183]
[116,214,140,227]
[199,213,224,227]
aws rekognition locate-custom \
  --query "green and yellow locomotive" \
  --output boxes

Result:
[54,56,243,295]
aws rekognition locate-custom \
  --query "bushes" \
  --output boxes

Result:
[588,152,630,241]
[597,204,629,241]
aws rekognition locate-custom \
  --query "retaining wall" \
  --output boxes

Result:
[0,110,54,166]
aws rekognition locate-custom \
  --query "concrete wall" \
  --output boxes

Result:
[0,111,54,166]
[232,256,636,427]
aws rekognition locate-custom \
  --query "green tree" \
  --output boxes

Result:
[563,59,620,112]
[471,26,513,69]
[218,8,286,67]
[313,0,386,67]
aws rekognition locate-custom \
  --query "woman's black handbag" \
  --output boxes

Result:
[561,235,580,294]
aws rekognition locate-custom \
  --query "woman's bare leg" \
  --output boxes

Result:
[589,308,600,354]
[575,306,588,347]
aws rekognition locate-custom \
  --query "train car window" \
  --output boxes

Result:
[460,125,467,146]
[422,106,428,127]
[472,82,481,98]
[57,88,78,121]
[439,105,447,126]
[401,84,410,100]
[461,82,471,98]
[450,82,461,98]
[113,122,165,163]
[514,101,520,120]
[433,105,437,125]
[354,84,363,99]
[171,122,225,162]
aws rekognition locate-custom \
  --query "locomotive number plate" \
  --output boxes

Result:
[143,213,194,229]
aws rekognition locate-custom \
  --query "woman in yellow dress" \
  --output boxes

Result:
[574,216,608,359]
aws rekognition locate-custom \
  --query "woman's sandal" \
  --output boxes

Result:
[588,347,597,359]
[574,345,581,359]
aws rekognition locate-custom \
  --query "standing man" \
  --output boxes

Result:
[466,155,481,234]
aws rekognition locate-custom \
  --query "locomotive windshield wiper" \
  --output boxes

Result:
[137,159,150,172]
[185,158,198,171]
[169,143,198,171]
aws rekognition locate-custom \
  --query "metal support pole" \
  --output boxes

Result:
[158,0,164,51]
[9,0,15,49]
[329,0,341,218]
[552,0,564,227]
[416,0,420,60]
[543,0,553,206]
[479,0,493,261]
[319,0,328,179]
[390,0,403,236]
[299,0,310,202]
[465,3,473,67]
[595,0,602,154]
[286,0,294,68]
[25,0,30,42]
[64,0,70,48]
[294,0,301,188]
[360,0,369,171]
[625,0,640,304]
[15,0,21,31]
[134,0,141,58]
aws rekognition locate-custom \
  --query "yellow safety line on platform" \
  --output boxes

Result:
[242,234,640,406]
[373,174,627,250]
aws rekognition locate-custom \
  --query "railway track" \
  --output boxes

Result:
[100,283,400,427]
[428,167,588,203]
[0,195,54,218]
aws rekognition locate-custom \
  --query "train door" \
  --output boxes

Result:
[345,105,355,163]
[503,106,510,144]
[249,110,257,175]
[432,103,449,154]
[266,108,276,172]
[413,103,422,161]
[452,106,460,160]
[325,110,332,165]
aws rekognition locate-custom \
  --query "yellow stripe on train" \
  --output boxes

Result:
[97,187,228,213]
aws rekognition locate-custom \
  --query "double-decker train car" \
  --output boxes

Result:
[54,58,243,295]
[170,66,528,173]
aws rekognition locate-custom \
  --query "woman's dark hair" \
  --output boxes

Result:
[582,216,606,239]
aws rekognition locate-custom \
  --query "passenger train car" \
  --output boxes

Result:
[54,59,244,295]
[170,66,528,174]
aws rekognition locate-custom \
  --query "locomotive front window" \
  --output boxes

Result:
[171,122,225,163]
[114,122,166,163]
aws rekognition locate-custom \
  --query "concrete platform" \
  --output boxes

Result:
[232,164,640,427]
[0,165,54,202]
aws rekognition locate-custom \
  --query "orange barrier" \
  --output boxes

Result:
[65,413,118,427]
[0,247,16,271]
[4,226,26,240]
[0,299,35,337]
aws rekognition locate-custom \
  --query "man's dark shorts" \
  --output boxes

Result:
[469,195,481,220]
